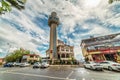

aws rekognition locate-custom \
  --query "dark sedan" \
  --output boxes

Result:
[3,62,14,67]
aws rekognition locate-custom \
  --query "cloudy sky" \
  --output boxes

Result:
[0,0,120,60]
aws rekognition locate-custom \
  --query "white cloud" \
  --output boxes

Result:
[0,2,2,7]
[74,46,84,60]
[0,0,120,59]
[0,22,41,53]
[88,24,111,36]
[0,48,3,53]
[83,0,101,8]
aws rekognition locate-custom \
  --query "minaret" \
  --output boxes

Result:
[48,12,59,61]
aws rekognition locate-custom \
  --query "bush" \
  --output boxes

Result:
[0,62,2,65]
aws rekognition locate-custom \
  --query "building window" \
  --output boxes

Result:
[66,54,69,58]
[117,52,120,56]
[66,47,69,52]
[35,56,38,58]
[66,49,69,52]
[70,49,73,52]
[61,54,65,58]
[61,47,64,51]
[30,56,34,58]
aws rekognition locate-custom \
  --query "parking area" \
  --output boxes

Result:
[0,66,120,80]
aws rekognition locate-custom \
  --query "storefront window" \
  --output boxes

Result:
[117,52,120,56]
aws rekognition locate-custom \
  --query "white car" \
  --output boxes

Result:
[100,61,120,71]
[20,62,30,67]
[33,62,41,68]
[84,62,103,71]
[14,62,21,66]
[40,62,49,68]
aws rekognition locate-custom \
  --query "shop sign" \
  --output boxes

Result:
[102,50,117,54]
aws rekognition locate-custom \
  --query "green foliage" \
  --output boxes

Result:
[109,0,113,4]
[0,0,26,14]
[39,57,42,63]
[5,48,30,62]
[109,0,120,4]
[6,0,26,10]
[0,0,11,14]
[0,62,2,65]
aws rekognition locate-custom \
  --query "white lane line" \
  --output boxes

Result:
[66,71,74,79]
[5,72,66,80]
[0,68,27,73]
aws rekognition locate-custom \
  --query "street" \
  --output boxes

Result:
[0,66,120,80]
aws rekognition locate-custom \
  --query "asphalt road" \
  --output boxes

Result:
[0,66,120,80]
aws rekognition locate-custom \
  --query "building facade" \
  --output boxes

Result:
[22,54,40,63]
[0,58,4,64]
[46,40,74,64]
[81,33,120,63]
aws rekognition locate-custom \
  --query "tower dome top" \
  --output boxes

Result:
[48,12,59,26]
[51,12,57,17]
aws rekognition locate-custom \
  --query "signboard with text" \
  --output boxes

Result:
[101,50,117,54]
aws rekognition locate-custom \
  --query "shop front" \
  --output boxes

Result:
[92,54,105,62]
[117,52,120,63]
[101,49,117,62]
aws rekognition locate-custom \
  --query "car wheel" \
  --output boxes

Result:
[108,66,113,71]
[84,65,86,68]
[100,68,103,71]
[90,66,94,70]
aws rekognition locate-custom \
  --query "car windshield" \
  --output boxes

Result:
[0,0,120,80]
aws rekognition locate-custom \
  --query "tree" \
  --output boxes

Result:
[0,0,26,14]
[109,0,120,4]
[109,0,113,4]
[5,48,30,62]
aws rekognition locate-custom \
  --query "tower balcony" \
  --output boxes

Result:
[48,12,59,26]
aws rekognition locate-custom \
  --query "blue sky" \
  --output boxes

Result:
[0,0,120,60]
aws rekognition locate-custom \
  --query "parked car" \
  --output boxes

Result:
[20,62,30,67]
[14,62,21,67]
[33,62,41,68]
[40,62,49,68]
[84,61,103,71]
[3,62,14,67]
[100,61,120,71]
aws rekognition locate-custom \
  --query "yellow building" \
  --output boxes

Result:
[80,33,120,63]
[22,54,40,63]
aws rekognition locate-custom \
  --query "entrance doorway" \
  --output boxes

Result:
[104,53,115,61]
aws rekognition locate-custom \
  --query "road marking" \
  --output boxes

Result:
[82,78,85,80]
[0,68,27,73]
[5,72,67,80]
[0,68,76,80]
[66,71,74,79]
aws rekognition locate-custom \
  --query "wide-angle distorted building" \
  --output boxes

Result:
[80,33,120,63]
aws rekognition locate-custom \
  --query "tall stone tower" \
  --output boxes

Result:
[48,12,59,61]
